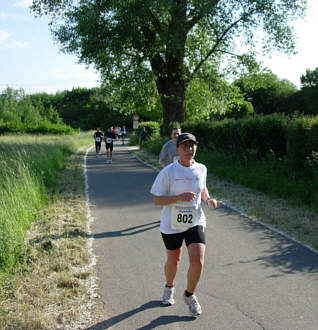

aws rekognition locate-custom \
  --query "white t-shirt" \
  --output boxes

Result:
[150,161,207,234]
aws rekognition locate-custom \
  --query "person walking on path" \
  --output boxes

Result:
[93,128,103,155]
[104,127,116,163]
[159,127,181,168]
[150,132,218,317]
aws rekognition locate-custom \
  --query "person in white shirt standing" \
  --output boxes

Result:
[159,127,181,167]
[150,132,217,317]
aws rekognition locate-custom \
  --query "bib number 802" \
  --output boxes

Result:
[177,213,193,224]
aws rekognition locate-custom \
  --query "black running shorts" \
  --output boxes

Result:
[105,143,113,151]
[161,225,206,250]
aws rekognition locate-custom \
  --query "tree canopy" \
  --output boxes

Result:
[301,67,318,88]
[32,0,307,133]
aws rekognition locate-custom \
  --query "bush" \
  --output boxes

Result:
[240,114,288,158]
[181,114,288,158]
[287,116,318,174]
[136,121,160,139]
[0,122,76,135]
[144,135,169,155]
[226,99,254,119]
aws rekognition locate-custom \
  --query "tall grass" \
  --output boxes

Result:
[0,133,91,270]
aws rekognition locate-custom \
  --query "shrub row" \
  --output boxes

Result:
[135,121,161,138]
[181,114,318,171]
[287,116,318,170]
[0,121,76,135]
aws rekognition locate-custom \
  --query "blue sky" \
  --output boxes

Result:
[1,0,318,94]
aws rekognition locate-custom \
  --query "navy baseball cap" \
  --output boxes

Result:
[176,133,198,147]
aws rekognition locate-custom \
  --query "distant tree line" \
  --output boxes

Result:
[1,66,317,133]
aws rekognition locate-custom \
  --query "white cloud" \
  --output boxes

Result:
[14,0,33,8]
[12,40,29,48]
[0,11,9,19]
[0,30,28,50]
[0,10,32,22]
[0,31,11,44]
[51,66,100,82]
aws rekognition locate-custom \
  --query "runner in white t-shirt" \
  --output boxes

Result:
[150,132,217,317]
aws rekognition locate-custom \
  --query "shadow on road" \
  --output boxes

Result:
[85,300,195,329]
[216,205,318,277]
[89,220,160,239]
[29,221,160,246]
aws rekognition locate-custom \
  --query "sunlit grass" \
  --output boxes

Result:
[0,132,92,270]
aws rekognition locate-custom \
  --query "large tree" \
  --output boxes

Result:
[31,0,306,133]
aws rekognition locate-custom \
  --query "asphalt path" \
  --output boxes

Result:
[85,141,318,330]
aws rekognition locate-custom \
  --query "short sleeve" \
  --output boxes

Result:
[159,143,167,160]
[150,169,170,196]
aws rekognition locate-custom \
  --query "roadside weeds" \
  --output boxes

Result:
[0,148,96,330]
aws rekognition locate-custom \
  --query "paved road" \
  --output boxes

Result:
[85,141,318,330]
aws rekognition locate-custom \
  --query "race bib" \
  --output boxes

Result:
[106,137,112,143]
[95,137,101,142]
[171,204,199,230]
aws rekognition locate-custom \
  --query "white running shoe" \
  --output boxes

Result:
[162,286,175,305]
[109,159,112,163]
[184,292,202,316]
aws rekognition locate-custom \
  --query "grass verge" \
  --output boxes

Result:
[0,133,95,329]
[0,133,91,270]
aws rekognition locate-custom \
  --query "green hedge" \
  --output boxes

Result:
[136,121,160,138]
[181,114,288,159]
[287,116,318,172]
[0,122,76,135]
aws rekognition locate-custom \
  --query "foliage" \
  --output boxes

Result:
[287,116,318,175]
[136,121,160,139]
[144,135,169,155]
[0,87,74,134]
[31,0,307,133]
[301,67,318,88]
[47,87,133,130]
[186,70,254,120]
[234,71,298,114]
[0,122,76,135]
[181,114,289,158]
[287,86,318,116]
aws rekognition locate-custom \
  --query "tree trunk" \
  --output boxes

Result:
[151,0,189,135]
[156,75,187,135]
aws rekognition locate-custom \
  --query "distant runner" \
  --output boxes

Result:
[104,127,116,163]
[121,125,126,144]
[159,127,181,167]
[93,128,103,155]
[150,132,217,317]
